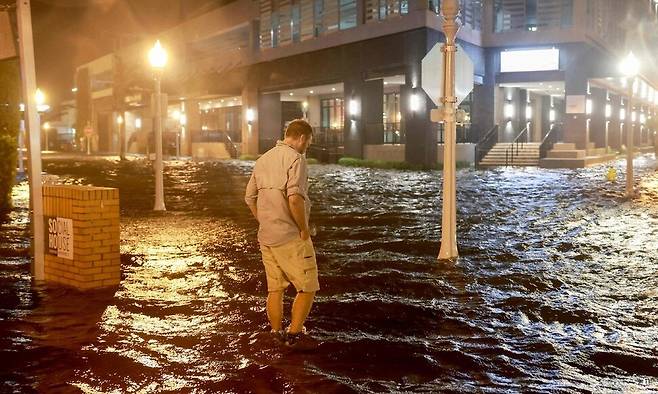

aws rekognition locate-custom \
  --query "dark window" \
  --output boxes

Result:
[339,0,357,30]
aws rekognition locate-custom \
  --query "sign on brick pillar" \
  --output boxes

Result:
[42,185,121,290]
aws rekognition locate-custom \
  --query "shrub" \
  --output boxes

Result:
[306,158,319,165]
[338,157,427,170]
[0,59,20,213]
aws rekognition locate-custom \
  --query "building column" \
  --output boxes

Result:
[563,65,589,149]
[258,92,282,153]
[186,100,201,156]
[402,78,435,166]
[241,85,259,156]
[343,78,365,159]
[364,79,384,145]
[608,93,621,151]
[590,87,607,149]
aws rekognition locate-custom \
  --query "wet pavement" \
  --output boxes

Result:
[1,155,658,393]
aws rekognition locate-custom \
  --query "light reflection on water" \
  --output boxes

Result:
[0,155,657,392]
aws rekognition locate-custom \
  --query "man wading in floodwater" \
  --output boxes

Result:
[245,119,318,350]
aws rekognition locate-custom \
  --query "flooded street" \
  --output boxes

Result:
[1,156,658,392]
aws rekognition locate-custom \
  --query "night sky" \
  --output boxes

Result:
[27,0,221,107]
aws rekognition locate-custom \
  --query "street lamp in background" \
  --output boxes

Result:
[149,40,167,211]
[619,51,640,198]
[35,88,49,151]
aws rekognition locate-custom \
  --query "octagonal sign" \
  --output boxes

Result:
[422,43,474,107]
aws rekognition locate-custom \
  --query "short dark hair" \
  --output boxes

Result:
[285,119,313,139]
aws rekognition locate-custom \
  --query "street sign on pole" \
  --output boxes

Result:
[422,43,474,107]
[421,43,444,107]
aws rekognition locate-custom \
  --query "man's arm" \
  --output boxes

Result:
[245,173,258,221]
[288,194,309,240]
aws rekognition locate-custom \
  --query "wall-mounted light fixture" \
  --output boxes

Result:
[410,94,420,112]
[585,99,593,115]
[525,105,532,120]
[620,108,626,121]
[349,99,358,118]
[605,103,612,119]
[632,110,637,122]
[180,114,187,126]
[135,118,142,129]
[504,101,514,120]
[640,112,646,125]
[246,108,255,124]
[549,109,556,122]
[116,115,123,125]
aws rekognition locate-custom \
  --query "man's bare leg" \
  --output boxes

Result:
[267,290,284,332]
[288,291,315,334]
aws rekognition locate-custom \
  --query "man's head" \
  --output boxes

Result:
[284,119,313,154]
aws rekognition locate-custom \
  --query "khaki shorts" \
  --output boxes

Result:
[260,237,320,293]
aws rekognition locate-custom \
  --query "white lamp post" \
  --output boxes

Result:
[438,0,459,260]
[619,51,640,198]
[149,40,167,211]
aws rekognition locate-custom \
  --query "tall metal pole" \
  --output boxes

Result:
[18,119,24,175]
[42,117,47,151]
[438,0,459,260]
[16,0,44,280]
[153,73,166,211]
[626,82,634,197]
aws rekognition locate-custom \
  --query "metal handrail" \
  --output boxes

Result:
[505,127,528,166]
[474,124,499,169]
[539,124,561,159]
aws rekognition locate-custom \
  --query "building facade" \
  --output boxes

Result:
[73,0,658,166]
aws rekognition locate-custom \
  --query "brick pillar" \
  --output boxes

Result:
[42,185,120,290]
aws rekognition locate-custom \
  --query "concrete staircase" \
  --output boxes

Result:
[479,142,541,167]
[539,142,617,168]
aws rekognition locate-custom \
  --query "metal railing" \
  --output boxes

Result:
[474,124,499,169]
[383,122,404,144]
[539,123,561,159]
[313,127,344,146]
[505,126,528,166]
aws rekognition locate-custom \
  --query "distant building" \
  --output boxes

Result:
[72,0,658,167]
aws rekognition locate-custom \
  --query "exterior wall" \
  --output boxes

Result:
[191,142,232,160]
[363,144,405,162]
[437,143,476,164]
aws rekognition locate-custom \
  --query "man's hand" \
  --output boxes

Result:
[288,194,309,238]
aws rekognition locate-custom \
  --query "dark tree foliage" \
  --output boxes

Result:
[0,58,19,212]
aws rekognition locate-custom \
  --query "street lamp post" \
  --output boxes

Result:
[149,40,167,211]
[620,52,640,198]
[438,0,459,260]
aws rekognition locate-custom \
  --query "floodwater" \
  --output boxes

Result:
[1,154,658,393]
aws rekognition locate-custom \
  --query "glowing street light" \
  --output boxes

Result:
[148,40,167,70]
[619,51,640,198]
[149,40,167,211]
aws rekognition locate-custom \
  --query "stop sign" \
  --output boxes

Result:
[421,43,474,107]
